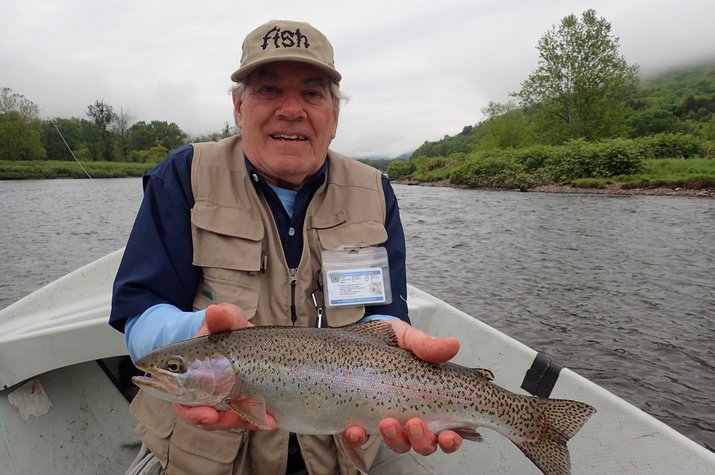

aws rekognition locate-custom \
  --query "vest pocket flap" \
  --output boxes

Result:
[308,210,347,230]
[192,204,264,272]
[191,202,264,241]
[317,220,388,250]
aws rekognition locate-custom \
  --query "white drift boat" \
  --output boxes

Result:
[1,250,714,474]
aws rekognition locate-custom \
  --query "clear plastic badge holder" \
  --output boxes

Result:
[321,247,392,308]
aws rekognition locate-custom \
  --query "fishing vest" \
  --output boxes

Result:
[131,135,387,475]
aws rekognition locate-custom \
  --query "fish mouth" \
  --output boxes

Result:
[132,369,185,398]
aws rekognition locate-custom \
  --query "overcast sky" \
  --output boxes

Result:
[2,0,714,157]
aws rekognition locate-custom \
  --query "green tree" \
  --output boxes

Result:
[86,99,118,161]
[513,9,639,142]
[0,87,40,120]
[0,112,46,160]
[475,102,533,150]
[113,108,133,161]
[0,88,45,160]
[191,122,237,143]
[386,159,416,179]
[41,118,85,160]
[627,107,689,137]
[128,120,187,151]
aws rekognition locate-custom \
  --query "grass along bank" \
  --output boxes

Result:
[389,136,715,195]
[569,158,715,190]
[0,160,157,179]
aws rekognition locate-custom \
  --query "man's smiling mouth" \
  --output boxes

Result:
[271,134,308,141]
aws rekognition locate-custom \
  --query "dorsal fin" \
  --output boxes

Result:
[345,321,399,347]
[471,368,495,381]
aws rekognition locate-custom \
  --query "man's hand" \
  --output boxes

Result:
[344,319,464,455]
[172,304,277,431]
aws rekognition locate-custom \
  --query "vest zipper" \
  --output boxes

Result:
[290,268,298,325]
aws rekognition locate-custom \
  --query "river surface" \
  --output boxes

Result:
[1,178,713,451]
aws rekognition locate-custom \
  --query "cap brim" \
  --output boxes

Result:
[231,56,341,83]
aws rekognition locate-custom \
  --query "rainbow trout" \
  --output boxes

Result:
[133,321,595,475]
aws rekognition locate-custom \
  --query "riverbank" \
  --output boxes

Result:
[3,159,714,197]
[397,179,715,197]
[530,183,715,197]
[0,160,153,179]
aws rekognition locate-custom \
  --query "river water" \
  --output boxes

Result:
[1,178,713,451]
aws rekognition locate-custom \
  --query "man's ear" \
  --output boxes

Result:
[232,92,243,129]
[331,108,339,139]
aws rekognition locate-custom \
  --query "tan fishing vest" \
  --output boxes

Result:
[130,135,387,475]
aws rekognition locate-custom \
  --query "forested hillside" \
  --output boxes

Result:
[410,63,715,160]
[387,11,714,191]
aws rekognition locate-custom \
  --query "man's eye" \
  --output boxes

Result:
[258,85,281,97]
[304,90,325,103]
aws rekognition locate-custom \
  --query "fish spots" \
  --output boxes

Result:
[137,325,595,474]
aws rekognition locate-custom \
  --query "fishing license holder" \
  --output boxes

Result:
[321,247,392,308]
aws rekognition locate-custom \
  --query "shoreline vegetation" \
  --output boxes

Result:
[1,155,713,198]
[0,160,153,180]
[385,133,715,199]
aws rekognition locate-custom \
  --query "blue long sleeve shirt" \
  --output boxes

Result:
[110,145,409,359]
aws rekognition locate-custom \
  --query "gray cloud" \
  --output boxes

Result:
[2,0,714,157]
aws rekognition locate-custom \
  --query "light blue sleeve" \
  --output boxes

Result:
[124,304,205,362]
[358,314,398,323]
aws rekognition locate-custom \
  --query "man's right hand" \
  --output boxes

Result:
[172,303,278,431]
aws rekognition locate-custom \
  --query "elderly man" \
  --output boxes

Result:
[111,19,463,475]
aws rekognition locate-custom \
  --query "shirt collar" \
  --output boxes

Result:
[243,156,328,195]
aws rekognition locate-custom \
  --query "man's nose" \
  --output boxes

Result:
[276,92,306,120]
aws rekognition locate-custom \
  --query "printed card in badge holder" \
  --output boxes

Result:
[321,247,392,308]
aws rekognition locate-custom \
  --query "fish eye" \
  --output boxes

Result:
[165,357,186,373]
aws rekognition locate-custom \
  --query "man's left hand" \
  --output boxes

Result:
[343,320,463,455]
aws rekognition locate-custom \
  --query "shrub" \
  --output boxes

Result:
[536,139,642,182]
[385,159,416,179]
[450,154,534,190]
[636,133,703,158]
[512,144,558,172]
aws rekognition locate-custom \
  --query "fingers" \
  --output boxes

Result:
[173,404,277,432]
[196,303,253,337]
[437,430,463,454]
[173,404,242,431]
[344,425,369,446]
[379,418,463,456]
[379,418,411,453]
[389,320,460,363]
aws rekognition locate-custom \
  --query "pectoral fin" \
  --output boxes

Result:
[227,394,271,430]
[453,427,483,442]
[335,433,369,475]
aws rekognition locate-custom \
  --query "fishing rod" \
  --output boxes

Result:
[51,119,93,179]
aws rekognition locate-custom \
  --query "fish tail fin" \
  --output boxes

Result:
[514,399,596,475]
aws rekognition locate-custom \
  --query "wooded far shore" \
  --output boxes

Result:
[2,157,713,198]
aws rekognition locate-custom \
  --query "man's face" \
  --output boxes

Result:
[234,62,340,189]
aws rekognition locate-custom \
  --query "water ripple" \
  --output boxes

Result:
[395,185,715,451]
[1,179,712,451]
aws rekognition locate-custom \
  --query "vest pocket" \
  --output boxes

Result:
[191,203,264,317]
[309,217,389,328]
[169,419,245,474]
[310,215,388,251]
[131,392,244,474]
